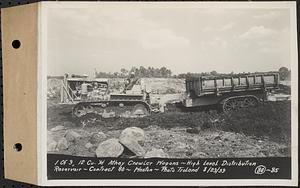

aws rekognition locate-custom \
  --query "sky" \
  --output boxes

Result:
[46,3,292,76]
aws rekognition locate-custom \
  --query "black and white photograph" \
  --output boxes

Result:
[43,1,297,185]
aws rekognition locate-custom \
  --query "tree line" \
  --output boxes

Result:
[95,66,172,78]
[95,66,223,78]
[94,66,291,81]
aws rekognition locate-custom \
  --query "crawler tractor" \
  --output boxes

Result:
[60,74,153,121]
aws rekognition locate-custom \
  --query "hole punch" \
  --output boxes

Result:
[12,40,21,49]
[13,143,22,152]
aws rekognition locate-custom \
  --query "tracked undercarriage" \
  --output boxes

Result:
[72,99,152,126]
[73,100,151,118]
[221,95,259,112]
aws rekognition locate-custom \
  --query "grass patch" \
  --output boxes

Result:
[221,101,291,144]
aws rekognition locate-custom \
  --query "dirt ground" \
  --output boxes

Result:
[47,100,291,158]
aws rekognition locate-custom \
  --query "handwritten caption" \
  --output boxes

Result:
[52,159,279,175]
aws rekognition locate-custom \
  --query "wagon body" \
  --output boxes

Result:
[183,72,280,109]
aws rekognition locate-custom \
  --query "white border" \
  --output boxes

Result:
[38,1,298,186]
[37,0,48,186]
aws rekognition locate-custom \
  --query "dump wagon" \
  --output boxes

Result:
[183,72,280,112]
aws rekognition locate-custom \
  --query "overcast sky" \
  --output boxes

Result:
[46,3,292,76]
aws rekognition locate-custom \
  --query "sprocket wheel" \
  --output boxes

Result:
[223,98,239,112]
[73,104,94,117]
[131,104,149,117]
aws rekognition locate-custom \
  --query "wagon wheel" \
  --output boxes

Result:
[132,104,149,117]
[73,104,94,117]
[242,97,258,108]
[223,98,239,112]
